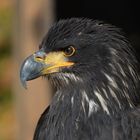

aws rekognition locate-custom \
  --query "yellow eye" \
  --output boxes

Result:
[63,46,76,57]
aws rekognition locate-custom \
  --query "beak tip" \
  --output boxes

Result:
[20,77,28,89]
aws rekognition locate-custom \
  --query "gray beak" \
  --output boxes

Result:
[20,51,46,88]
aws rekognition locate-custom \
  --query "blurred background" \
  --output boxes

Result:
[0,0,139,140]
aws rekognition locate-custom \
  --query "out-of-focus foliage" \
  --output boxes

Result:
[0,8,12,55]
[0,4,13,103]
[0,1,16,140]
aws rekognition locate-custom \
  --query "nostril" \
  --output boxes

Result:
[36,56,44,59]
[34,51,46,60]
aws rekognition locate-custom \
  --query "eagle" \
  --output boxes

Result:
[20,18,140,140]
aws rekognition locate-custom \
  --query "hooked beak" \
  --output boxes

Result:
[20,51,74,88]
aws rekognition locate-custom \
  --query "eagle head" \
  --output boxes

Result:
[20,18,140,115]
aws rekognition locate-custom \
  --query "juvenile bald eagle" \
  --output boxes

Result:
[20,18,140,140]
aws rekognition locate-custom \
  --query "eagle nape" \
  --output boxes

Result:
[20,18,140,140]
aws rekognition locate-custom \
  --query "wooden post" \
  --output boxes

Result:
[12,0,54,140]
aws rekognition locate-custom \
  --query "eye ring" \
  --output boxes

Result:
[63,46,76,57]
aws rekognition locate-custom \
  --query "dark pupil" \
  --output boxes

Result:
[65,47,72,55]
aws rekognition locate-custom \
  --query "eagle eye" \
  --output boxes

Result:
[63,46,76,57]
